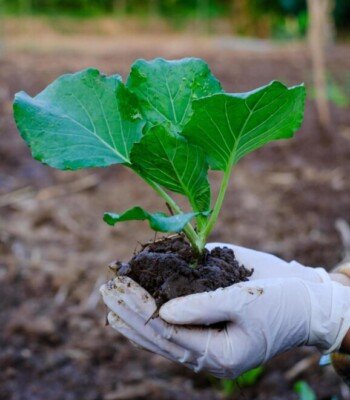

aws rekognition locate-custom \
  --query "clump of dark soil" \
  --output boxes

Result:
[116,235,253,307]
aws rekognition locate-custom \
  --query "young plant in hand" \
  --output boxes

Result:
[13,58,306,304]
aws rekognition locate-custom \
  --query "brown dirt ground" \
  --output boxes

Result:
[0,29,350,400]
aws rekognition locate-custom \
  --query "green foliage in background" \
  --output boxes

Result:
[220,366,264,395]
[294,381,317,400]
[310,76,350,108]
[3,0,350,32]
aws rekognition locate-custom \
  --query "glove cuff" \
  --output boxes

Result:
[289,260,331,283]
[325,283,350,354]
[307,281,350,353]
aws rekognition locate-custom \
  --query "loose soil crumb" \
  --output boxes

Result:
[117,235,253,307]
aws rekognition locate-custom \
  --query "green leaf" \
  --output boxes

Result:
[183,81,306,171]
[126,58,223,134]
[220,379,236,396]
[131,125,211,213]
[237,366,264,386]
[104,207,210,233]
[13,68,144,170]
[294,381,317,400]
[220,366,264,396]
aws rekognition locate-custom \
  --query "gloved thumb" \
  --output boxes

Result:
[160,283,263,325]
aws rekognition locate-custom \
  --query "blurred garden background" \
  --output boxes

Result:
[1,0,350,37]
[0,1,350,399]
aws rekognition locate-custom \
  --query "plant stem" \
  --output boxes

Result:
[198,165,233,248]
[138,175,202,254]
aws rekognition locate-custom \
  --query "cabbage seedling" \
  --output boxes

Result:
[13,58,305,256]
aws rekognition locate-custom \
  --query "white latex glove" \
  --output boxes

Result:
[101,276,350,378]
[100,274,350,379]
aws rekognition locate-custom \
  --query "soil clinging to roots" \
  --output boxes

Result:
[116,235,253,307]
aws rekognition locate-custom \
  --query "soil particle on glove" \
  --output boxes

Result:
[117,236,253,307]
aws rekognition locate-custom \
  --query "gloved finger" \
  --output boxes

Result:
[101,276,180,335]
[159,282,264,325]
[108,311,164,352]
[108,311,235,376]
[160,320,229,358]
[101,276,157,320]
[107,311,194,363]
[100,280,200,363]
[206,242,286,273]
[151,317,246,376]
[206,242,299,281]
[101,277,207,346]
[206,242,329,283]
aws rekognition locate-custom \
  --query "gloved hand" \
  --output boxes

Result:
[100,244,350,379]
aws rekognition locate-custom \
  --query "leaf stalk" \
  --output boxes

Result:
[197,163,234,250]
[139,176,202,254]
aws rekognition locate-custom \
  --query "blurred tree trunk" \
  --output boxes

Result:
[0,0,4,59]
[196,0,210,33]
[307,0,335,132]
[149,0,159,17]
[231,0,253,35]
[114,0,127,14]
[19,0,32,13]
